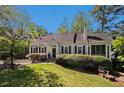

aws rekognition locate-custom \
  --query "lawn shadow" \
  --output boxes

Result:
[60,65,98,75]
[0,66,63,87]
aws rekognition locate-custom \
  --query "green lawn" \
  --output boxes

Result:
[0,63,122,87]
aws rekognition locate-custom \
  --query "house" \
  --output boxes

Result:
[29,30,112,59]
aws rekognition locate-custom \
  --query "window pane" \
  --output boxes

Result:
[42,48,44,53]
[65,47,68,54]
[78,47,82,54]
[91,45,95,55]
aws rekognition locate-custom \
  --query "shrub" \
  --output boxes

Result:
[26,53,47,63]
[56,54,112,70]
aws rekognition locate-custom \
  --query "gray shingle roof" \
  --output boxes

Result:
[31,32,111,45]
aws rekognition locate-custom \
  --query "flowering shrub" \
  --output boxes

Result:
[26,53,47,63]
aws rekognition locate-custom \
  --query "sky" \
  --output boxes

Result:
[18,5,96,33]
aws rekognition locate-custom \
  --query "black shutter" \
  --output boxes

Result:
[45,47,46,53]
[83,46,85,54]
[69,46,71,54]
[31,47,32,53]
[39,47,41,53]
[61,46,64,54]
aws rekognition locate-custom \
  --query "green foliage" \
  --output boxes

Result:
[0,37,29,59]
[92,5,124,33]
[14,40,29,59]
[56,54,112,69]
[0,36,11,59]
[57,19,68,34]
[71,12,91,32]
[28,23,48,39]
[112,36,124,62]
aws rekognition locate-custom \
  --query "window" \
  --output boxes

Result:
[65,47,68,54]
[78,47,82,54]
[61,46,64,54]
[33,48,36,53]
[75,46,77,54]
[83,46,85,54]
[42,48,45,53]
[35,47,38,53]
[88,46,90,54]
[69,46,71,54]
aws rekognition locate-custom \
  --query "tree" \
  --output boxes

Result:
[28,23,48,39]
[0,6,30,69]
[92,5,124,33]
[57,19,68,34]
[112,36,124,62]
[71,12,91,32]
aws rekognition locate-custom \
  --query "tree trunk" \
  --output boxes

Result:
[10,41,15,70]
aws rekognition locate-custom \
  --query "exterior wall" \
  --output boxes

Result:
[29,41,112,59]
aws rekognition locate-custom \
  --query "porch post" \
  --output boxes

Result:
[71,44,74,54]
[106,44,108,58]
[56,44,59,55]
[109,43,111,59]
[29,46,31,54]
[89,44,91,55]
[86,44,88,55]
[72,44,75,54]
[37,45,39,53]
[46,44,48,58]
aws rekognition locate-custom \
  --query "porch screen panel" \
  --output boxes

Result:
[96,45,100,55]
[101,45,106,56]
[91,45,95,55]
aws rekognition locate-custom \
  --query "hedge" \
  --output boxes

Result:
[56,54,112,70]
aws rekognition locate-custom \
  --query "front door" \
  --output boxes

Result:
[52,48,56,58]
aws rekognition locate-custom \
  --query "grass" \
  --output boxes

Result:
[0,63,123,87]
